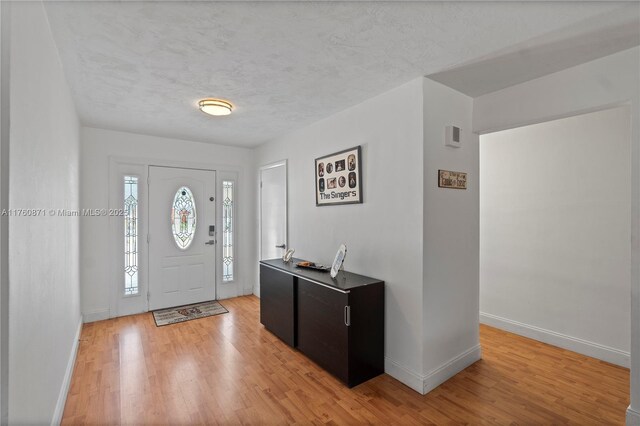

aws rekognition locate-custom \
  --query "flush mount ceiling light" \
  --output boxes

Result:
[198,98,233,116]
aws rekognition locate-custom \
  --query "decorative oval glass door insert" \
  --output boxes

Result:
[171,186,197,249]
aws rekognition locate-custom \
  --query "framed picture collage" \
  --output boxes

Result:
[315,146,362,206]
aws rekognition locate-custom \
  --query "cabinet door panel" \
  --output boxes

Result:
[260,266,295,346]
[297,278,349,383]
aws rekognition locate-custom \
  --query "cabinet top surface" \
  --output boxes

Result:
[260,258,384,291]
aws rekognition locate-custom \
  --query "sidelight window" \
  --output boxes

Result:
[124,176,139,296]
[222,181,234,281]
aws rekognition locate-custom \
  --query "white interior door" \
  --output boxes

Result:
[260,162,287,260]
[149,166,216,310]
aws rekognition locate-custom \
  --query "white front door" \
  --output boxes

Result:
[148,166,216,310]
[260,161,287,260]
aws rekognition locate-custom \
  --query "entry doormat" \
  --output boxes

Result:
[152,300,228,327]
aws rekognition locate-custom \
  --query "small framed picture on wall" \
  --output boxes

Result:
[315,146,362,206]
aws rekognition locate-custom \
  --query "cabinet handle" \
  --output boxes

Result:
[344,305,351,326]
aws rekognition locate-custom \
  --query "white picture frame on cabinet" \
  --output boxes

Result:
[330,244,347,278]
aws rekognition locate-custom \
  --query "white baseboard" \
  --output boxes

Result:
[384,357,424,394]
[52,317,82,426]
[82,309,109,323]
[627,406,640,425]
[385,344,482,395]
[422,344,482,394]
[480,312,630,368]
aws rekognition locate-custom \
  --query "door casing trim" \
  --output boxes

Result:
[107,156,243,318]
[258,160,288,264]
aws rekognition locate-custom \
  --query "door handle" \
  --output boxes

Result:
[344,306,351,326]
[205,240,215,245]
[275,244,286,249]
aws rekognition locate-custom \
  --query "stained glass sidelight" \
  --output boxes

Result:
[124,176,139,296]
[222,181,234,281]
[171,186,197,249]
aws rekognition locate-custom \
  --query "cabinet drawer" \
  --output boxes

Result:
[260,265,296,346]
[296,278,349,383]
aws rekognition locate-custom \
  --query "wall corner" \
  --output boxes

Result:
[627,406,640,426]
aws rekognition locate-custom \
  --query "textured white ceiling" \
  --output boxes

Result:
[428,4,640,97]
[44,2,631,147]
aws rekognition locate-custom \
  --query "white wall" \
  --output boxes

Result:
[254,78,426,391]
[80,127,256,321]
[480,107,631,366]
[422,78,480,393]
[0,3,9,423]
[8,2,81,424]
[473,46,640,423]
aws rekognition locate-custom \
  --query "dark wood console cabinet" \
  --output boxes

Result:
[259,264,296,347]
[259,258,384,387]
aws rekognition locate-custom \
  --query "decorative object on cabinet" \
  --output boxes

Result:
[315,146,362,206]
[330,244,347,279]
[282,248,295,263]
[295,261,330,271]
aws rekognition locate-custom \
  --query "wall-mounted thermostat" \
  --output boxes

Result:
[445,126,461,148]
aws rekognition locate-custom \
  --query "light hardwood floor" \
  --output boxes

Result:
[62,295,629,425]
